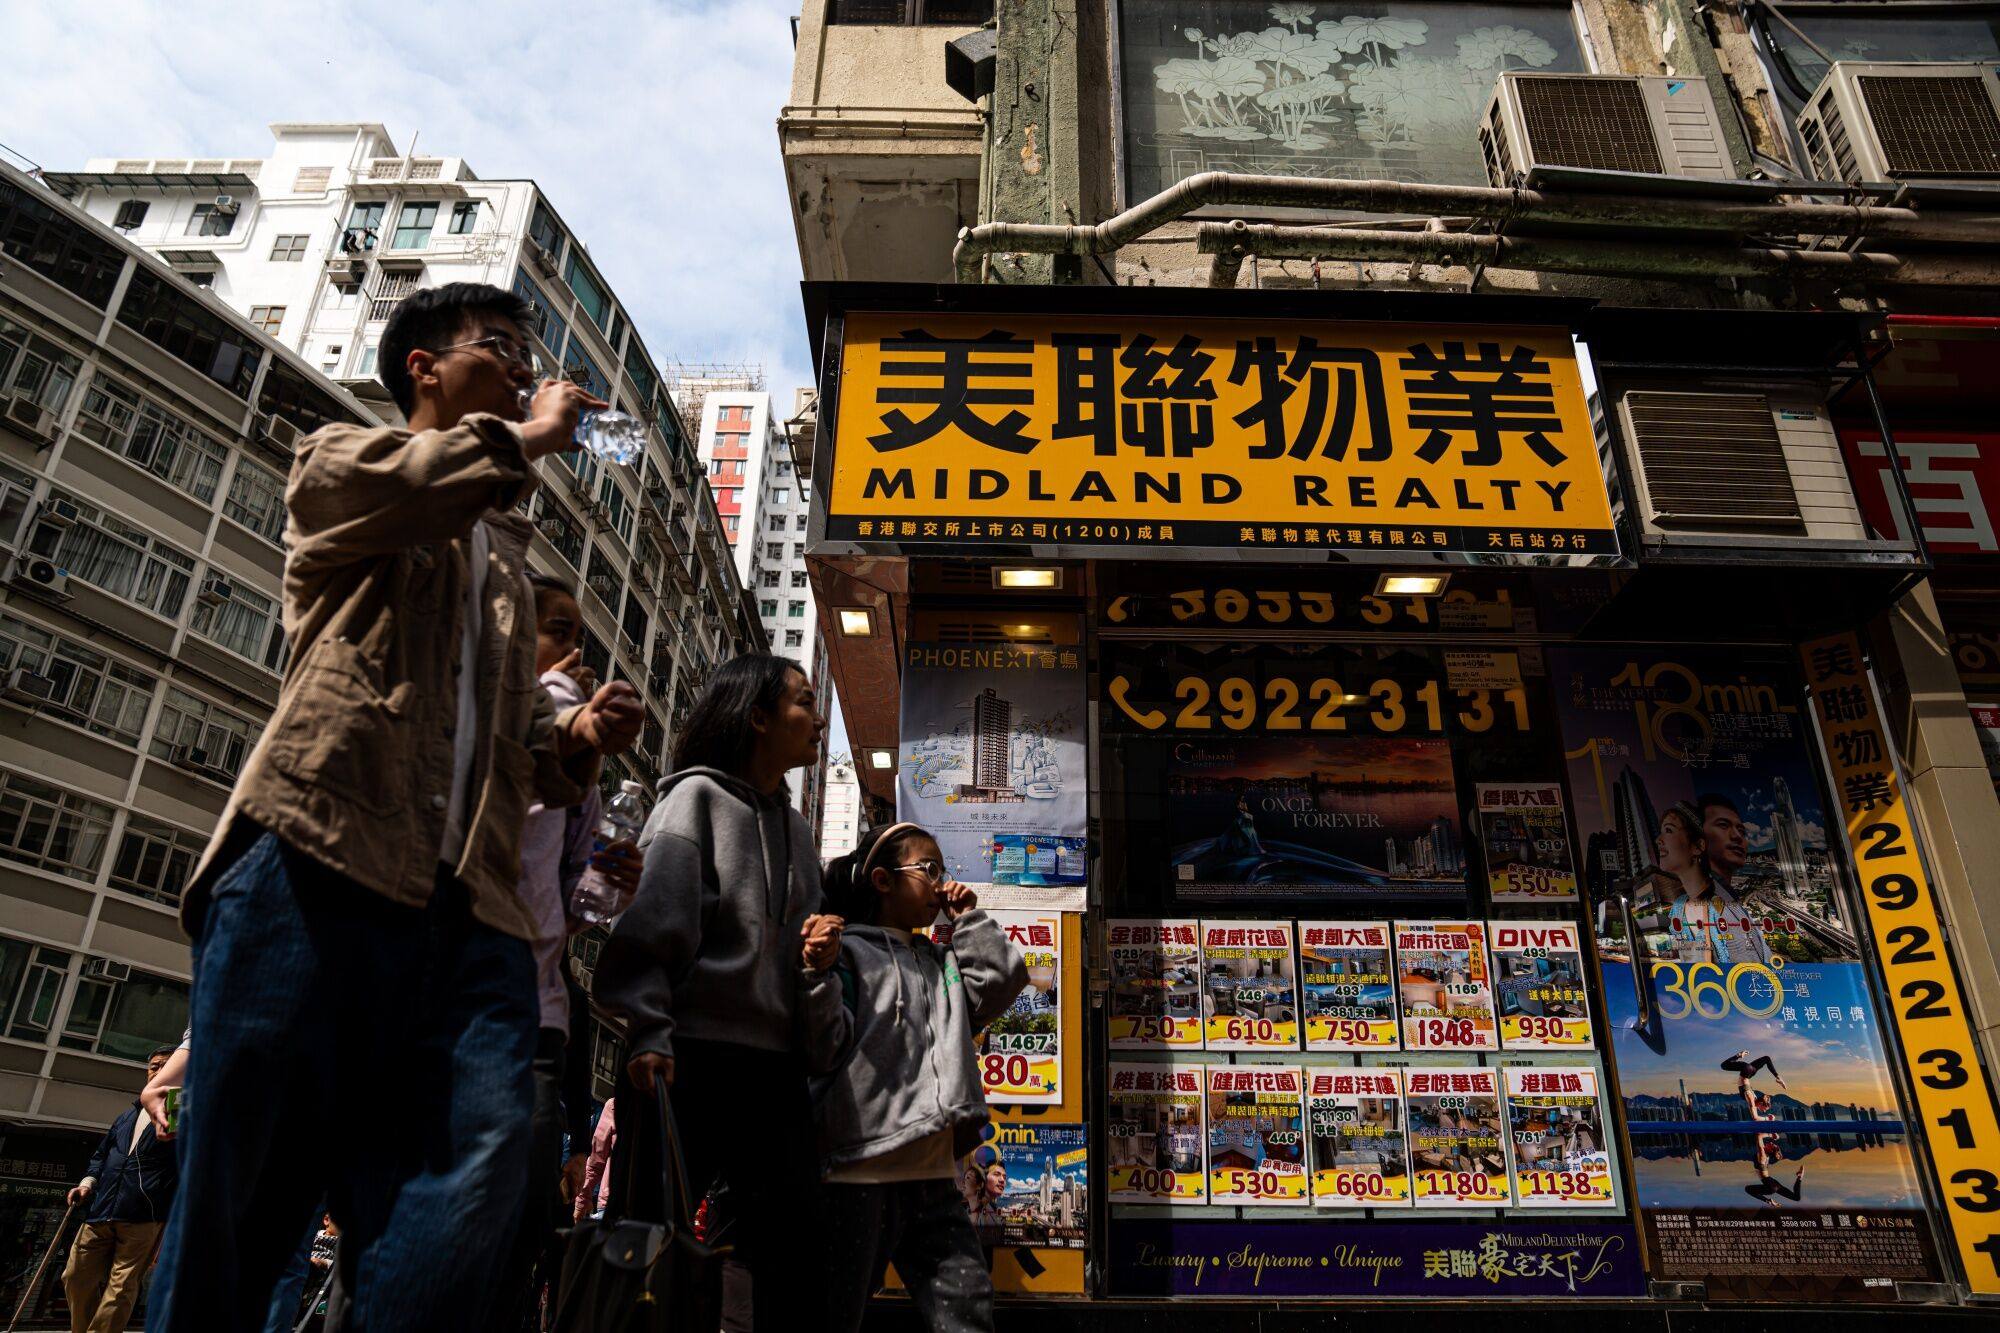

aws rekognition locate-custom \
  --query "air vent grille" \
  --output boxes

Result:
[1858,75,2000,176]
[932,621,1058,646]
[1480,104,1514,183]
[1625,391,1805,529]
[1516,78,1664,174]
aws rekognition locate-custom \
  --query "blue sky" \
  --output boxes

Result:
[0,0,818,399]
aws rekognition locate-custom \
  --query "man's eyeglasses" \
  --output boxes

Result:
[895,861,946,884]
[435,334,538,373]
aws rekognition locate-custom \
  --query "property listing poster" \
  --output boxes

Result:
[1394,920,1498,1050]
[971,1123,1087,1249]
[1107,1062,1207,1203]
[1201,920,1299,1051]
[1504,1065,1615,1209]
[1306,1068,1412,1208]
[1106,919,1204,1050]
[1298,921,1399,1051]
[1406,1067,1513,1209]
[1166,733,1466,901]
[974,911,1062,1104]
[897,639,1087,904]
[1477,782,1579,902]
[1554,647,1939,1297]
[1492,921,1594,1051]
[1205,1066,1309,1206]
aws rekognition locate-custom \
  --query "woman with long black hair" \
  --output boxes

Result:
[593,653,832,1328]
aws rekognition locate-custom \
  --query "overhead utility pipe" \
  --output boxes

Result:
[1197,220,2000,290]
[950,171,2000,282]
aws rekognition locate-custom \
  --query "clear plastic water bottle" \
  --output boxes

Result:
[578,410,646,466]
[574,780,649,925]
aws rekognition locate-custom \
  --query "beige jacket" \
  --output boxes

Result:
[188,415,597,942]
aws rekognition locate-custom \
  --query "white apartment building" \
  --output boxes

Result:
[819,757,863,862]
[44,124,763,792]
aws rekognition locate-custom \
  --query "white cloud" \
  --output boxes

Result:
[0,0,815,396]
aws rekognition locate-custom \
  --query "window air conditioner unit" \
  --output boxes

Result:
[1481,73,1734,184]
[5,554,70,597]
[36,497,80,530]
[1615,388,1869,542]
[648,671,671,697]
[326,256,364,285]
[82,958,131,983]
[526,239,560,277]
[212,194,238,211]
[2,667,57,705]
[536,517,569,542]
[618,632,639,659]
[643,476,667,500]
[198,575,236,606]
[261,413,302,452]
[5,394,50,438]
[173,742,213,770]
[1796,62,2000,183]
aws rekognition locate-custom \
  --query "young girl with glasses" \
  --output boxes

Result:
[798,821,1028,1333]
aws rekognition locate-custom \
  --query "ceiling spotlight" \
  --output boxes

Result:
[836,608,874,637]
[993,566,1061,590]
[1375,573,1449,597]
[868,749,895,770]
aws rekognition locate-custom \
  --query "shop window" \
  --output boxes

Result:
[1117,0,1583,203]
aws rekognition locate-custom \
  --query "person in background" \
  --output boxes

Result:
[594,654,827,1329]
[148,282,644,1333]
[802,822,1028,1333]
[492,570,643,1329]
[63,1046,179,1333]
[573,1096,616,1225]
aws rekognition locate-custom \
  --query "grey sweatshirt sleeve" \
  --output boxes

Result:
[797,957,856,1077]
[948,909,1030,1033]
[592,830,713,1062]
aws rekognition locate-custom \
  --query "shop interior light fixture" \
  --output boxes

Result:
[1375,573,1450,597]
[993,566,1062,590]
[835,607,875,637]
[868,749,895,769]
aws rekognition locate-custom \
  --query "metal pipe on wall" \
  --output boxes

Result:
[950,170,2000,283]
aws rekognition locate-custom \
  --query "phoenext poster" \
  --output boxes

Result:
[898,639,1087,905]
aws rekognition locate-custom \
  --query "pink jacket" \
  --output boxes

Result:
[575,1097,616,1221]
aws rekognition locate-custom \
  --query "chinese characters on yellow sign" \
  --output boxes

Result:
[828,313,1615,555]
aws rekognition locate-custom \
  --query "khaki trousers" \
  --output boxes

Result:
[62,1219,162,1333]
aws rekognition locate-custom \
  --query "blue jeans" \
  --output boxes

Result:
[149,831,537,1333]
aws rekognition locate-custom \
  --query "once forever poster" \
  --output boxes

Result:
[898,639,1087,899]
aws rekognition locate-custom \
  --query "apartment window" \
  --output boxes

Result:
[759,599,778,618]
[788,600,806,618]
[0,313,85,417]
[0,770,116,882]
[0,613,155,744]
[565,254,613,332]
[358,345,378,376]
[708,460,725,477]
[624,340,660,405]
[585,543,621,608]
[0,938,73,1043]
[112,200,148,231]
[223,458,287,545]
[775,459,792,476]
[60,964,191,1061]
[269,233,309,261]
[792,543,806,560]
[829,0,992,20]
[31,494,196,619]
[529,201,565,257]
[1119,0,1583,201]
[189,579,284,669]
[0,461,33,549]
[718,406,752,428]
[717,433,747,453]
[564,338,611,402]
[258,359,354,443]
[0,177,125,307]
[185,271,216,289]
[390,202,438,250]
[115,268,261,397]
[725,515,739,536]
[248,305,285,335]
[110,814,205,907]
[579,625,610,686]
[343,200,385,253]
[532,492,584,570]
[785,630,804,648]
[185,202,237,237]
[766,542,784,561]
[772,488,790,505]
[791,570,809,589]
[795,513,809,531]
[595,473,636,544]
[151,687,258,779]
[72,376,227,502]
[448,201,481,235]
[620,594,648,651]
[768,513,787,533]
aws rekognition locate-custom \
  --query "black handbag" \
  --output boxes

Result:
[551,1074,727,1332]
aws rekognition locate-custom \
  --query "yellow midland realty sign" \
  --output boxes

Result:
[828,312,1615,556]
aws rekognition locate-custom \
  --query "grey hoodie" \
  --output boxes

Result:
[800,910,1028,1170]
[593,767,821,1061]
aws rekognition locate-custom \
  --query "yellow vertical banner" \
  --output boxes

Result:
[1802,630,2000,1296]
